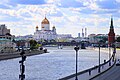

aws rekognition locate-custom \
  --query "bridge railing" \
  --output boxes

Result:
[59,49,116,80]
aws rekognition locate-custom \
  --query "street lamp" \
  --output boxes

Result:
[74,45,79,80]
[19,48,26,80]
[98,43,101,73]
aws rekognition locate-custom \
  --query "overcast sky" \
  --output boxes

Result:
[0,0,120,37]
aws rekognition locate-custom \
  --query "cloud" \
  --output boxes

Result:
[44,5,63,17]
[96,0,120,9]
[13,0,46,5]
[0,4,10,9]
[0,0,46,9]
[80,8,95,14]
[58,0,85,8]
[0,0,120,37]
[49,11,63,17]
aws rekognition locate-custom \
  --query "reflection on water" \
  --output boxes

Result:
[0,46,108,80]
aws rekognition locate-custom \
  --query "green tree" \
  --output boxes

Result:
[116,36,120,42]
[29,40,38,50]
[50,39,56,42]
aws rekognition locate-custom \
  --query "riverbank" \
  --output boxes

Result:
[87,47,112,54]
[0,50,45,61]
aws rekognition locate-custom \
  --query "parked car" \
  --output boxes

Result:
[116,59,120,66]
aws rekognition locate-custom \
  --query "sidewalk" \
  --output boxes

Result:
[90,49,120,80]
[91,62,120,80]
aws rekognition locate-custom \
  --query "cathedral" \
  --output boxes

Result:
[34,17,57,41]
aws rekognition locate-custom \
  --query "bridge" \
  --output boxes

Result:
[41,41,89,47]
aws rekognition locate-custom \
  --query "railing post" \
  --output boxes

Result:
[98,43,101,73]
[112,43,116,62]
[89,69,91,75]
[109,46,111,66]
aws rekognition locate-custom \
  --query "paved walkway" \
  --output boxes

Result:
[91,64,120,80]
[91,49,120,80]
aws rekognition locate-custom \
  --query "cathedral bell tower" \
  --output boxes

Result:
[108,18,115,46]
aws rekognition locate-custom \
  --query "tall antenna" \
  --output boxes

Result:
[82,28,84,38]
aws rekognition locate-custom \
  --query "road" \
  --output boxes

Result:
[91,49,120,80]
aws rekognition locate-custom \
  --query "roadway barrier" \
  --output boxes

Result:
[59,49,116,80]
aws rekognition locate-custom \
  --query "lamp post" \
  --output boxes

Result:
[19,48,26,80]
[74,45,79,80]
[98,43,101,73]
[109,45,111,66]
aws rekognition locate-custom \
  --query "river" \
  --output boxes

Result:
[0,46,109,80]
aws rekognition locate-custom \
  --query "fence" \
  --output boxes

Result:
[59,49,116,80]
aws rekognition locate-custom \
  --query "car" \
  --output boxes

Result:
[116,63,120,66]
[116,60,120,66]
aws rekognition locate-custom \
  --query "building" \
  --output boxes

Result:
[108,18,115,46]
[16,35,33,40]
[0,38,16,53]
[88,34,96,43]
[0,24,14,40]
[0,24,10,35]
[0,24,16,52]
[57,34,72,42]
[88,34,108,43]
[34,17,57,41]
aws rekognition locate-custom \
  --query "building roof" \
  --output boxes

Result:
[36,25,38,28]
[41,17,49,24]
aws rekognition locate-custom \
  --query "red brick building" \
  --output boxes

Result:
[108,18,115,46]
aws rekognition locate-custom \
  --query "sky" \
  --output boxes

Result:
[0,0,120,37]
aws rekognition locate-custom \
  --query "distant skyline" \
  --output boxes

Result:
[0,0,120,37]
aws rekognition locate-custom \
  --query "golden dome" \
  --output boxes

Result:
[41,17,49,24]
[36,25,38,28]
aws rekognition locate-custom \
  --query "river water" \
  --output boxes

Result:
[0,46,109,80]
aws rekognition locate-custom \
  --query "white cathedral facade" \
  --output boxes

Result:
[34,17,57,41]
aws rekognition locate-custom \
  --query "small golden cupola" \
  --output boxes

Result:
[36,25,38,28]
[36,25,38,31]
[41,17,49,24]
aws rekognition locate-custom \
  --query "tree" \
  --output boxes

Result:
[102,37,108,43]
[71,40,76,43]
[29,40,38,50]
[116,36,120,42]
[50,39,56,42]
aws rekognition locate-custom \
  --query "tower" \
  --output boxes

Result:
[78,33,80,38]
[82,28,84,38]
[85,28,87,37]
[108,17,115,46]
